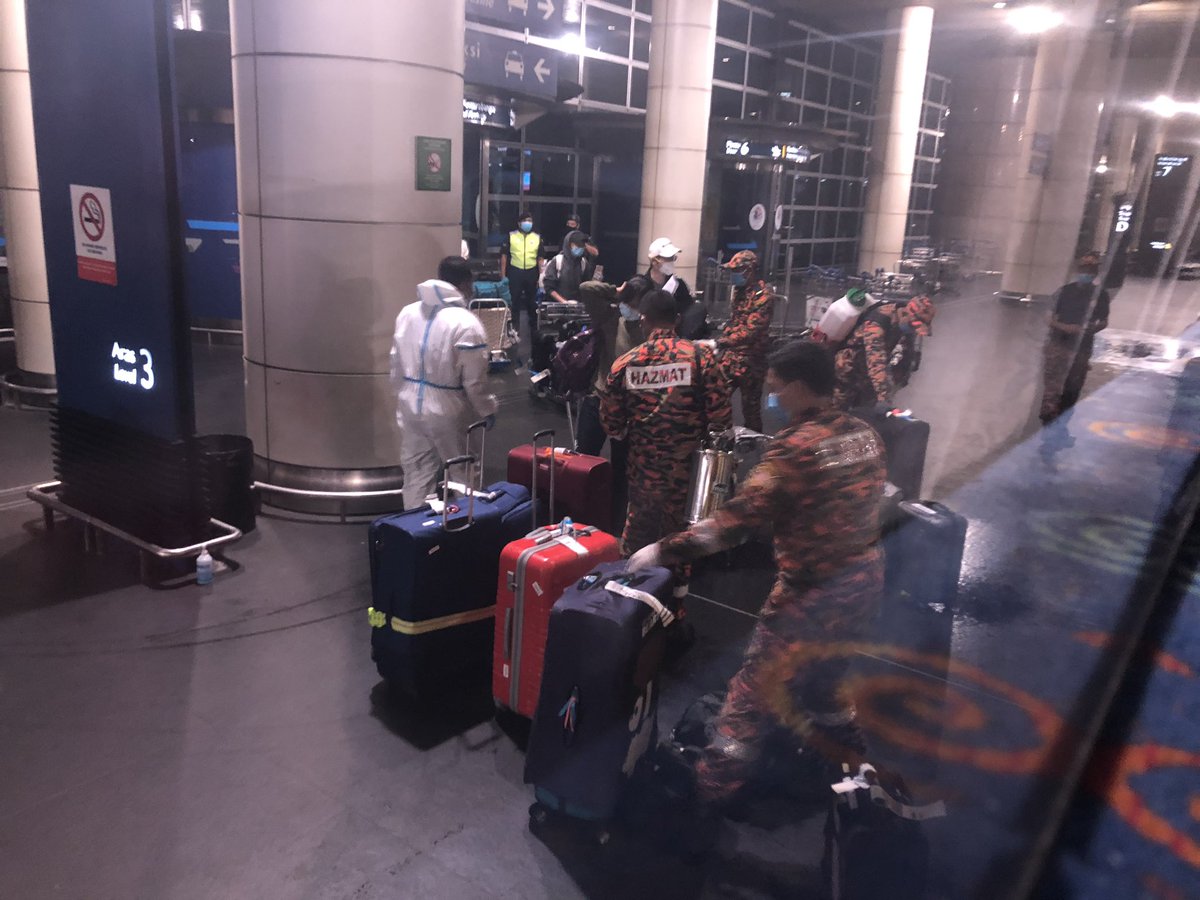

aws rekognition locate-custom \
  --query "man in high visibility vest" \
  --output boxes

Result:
[500,211,543,341]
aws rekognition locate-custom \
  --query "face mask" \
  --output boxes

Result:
[658,260,676,277]
[619,302,640,322]
[731,272,748,288]
[1076,273,1095,285]
[571,246,586,259]
[762,392,787,434]
[899,321,916,336]
[519,221,533,233]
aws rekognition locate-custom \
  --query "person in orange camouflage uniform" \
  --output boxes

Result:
[630,341,886,804]
[832,296,935,411]
[601,290,732,593]
[715,251,776,432]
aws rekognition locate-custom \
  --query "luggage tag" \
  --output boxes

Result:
[604,580,676,631]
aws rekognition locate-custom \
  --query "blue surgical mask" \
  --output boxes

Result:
[731,272,748,288]
[1076,273,1095,285]
[571,246,586,259]
[519,221,533,233]
[899,321,916,336]
[618,302,640,321]
[762,392,787,433]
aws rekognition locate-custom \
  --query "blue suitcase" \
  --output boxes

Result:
[525,562,677,834]
[368,448,533,698]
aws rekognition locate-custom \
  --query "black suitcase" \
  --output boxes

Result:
[531,330,558,375]
[525,562,677,831]
[853,408,930,500]
[823,764,946,900]
[884,501,966,612]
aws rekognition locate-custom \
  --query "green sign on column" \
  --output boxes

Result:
[415,136,453,192]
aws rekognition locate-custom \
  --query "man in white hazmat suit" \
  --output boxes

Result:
[391,256,499,509]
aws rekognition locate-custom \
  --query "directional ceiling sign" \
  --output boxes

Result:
[465,28,558,100]
[466,0,562,37]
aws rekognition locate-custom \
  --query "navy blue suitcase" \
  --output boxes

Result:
[884,501,966,613]
[525,562,677,829]
[368,459,533,698]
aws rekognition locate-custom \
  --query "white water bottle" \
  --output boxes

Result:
[560,516,573,536]
[196,548,214,585]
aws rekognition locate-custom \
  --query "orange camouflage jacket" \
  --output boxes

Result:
[660,407,886,580]
[601,328,733,481]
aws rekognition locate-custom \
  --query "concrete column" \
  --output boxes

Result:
[1093,112,1138,246]
[230,0,464,505]
[858,5,934,274]
[638,0,718,288]
[1001,17,1112,298]
[0,0,54,384]
[935,47,1038,273]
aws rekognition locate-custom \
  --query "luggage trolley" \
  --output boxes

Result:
[470,299,520,370]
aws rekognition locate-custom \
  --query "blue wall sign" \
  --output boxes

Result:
[26,0,195,442]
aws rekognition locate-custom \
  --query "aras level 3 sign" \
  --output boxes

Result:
[70,184,117,285]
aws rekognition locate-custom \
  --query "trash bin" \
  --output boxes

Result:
[197,434,256,534]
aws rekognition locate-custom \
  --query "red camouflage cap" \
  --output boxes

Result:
[905,296,936,336]
[721,250,759,270]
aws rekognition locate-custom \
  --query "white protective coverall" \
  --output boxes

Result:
[391,279,498,509]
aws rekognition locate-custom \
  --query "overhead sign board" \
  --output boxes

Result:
[465,28,558,100]
[721,139,811,164]
[462,98,515,128]
[466,0,562,37]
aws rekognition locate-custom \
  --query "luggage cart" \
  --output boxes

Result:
[470,299,519,370]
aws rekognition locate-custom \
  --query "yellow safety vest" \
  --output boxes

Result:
[508,231,541,270]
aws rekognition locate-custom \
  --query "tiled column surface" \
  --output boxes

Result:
[637,0,718,288]
[230,0,464,489]
[1001,11,1111,299]
[935,47,1038,273]
[0,0,54,380]
[858,5,934,275]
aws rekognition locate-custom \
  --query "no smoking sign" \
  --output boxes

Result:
[69,184,117,285]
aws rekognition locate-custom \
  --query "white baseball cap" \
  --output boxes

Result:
[648,237,682,259]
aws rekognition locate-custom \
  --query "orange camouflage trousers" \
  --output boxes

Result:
[696,553,884,803]
[621,461,692,586]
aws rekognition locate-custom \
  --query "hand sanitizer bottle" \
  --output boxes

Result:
[196,548,214,585]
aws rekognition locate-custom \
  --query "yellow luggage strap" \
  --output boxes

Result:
[368,605,496,635]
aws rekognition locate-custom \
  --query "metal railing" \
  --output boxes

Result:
[27,480,243,584]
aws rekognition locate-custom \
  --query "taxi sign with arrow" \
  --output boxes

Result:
[465,27,558,99]
[466,0,561,36]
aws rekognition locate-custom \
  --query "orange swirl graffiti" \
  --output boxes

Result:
[758,640,1065,775]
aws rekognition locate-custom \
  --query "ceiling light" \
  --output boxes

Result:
[1149,95,1179,119]
[1008,5,1066,34]
[1095,163,1109,174]
[993,1,1007,8]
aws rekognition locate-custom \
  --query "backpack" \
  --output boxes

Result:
[538,253,563,291]
[551,327,600,400]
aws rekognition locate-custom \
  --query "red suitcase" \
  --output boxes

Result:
[494,434,621,717]
[506,431,613,533]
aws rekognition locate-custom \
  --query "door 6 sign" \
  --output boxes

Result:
[70,183,117,285]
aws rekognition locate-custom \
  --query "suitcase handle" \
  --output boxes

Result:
[466,420,489,492]
[503,608,513,661]
[531,429,556,528]
[441,454,477,533]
